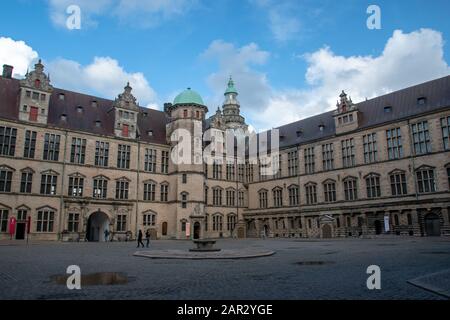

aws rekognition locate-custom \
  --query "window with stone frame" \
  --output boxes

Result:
[160,183,169,202]
[365,173,381,198]
[226,188,235,207]
[161,151,169,174]
[213,188,223,206]
[245,161,254,183]
[441,116,450,150]
[115,179,129,199]
[447,166,450,190]
[181,192,188,208]
[213,215,223,231]
[304,147,315,174]
[238,190,245,207]
[411,120,432,155]
[226,162,235,181]
[68,175,84,197]
[323,180,337,202]
[259,189,268,209]
[143,212,156,227]
[343,177,358,201]
[273,153,282,178]
[116,215,127,232]
[36,209,54,232]
[0,167,13,192]
[341,138,355,168]
[68,213,80,232]
[288,185,299,206]
[23,130,37,159]
[117,144,131,169]
[144,149,157,172]
[238,164,245,182]
[213,161,222,179]
[0,126,17,157]
[227,214,236,231]
[363,133,378,164]
[143,181,156,201]
[93,177,108,199]
[416,166,436,193]
[273,187,283,207]
[322,143,334,171]
[70,137,86,164]
[40,172,57,195]
[305,183,317,205]
[287,150,298,176]
[204,215,209,231]
[386,128,403,160]
[43,133,61,161]
[0,209,8,232]
[204,186,208,204]
[95,141,109,167]
[389,170,408,196]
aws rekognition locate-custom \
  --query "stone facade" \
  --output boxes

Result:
[0,62,449,241]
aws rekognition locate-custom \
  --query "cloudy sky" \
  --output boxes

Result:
[0,0,449,131]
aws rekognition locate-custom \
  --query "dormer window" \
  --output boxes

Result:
[384,106,392,113]
[95,120,101,128]
[319,124,325,131]
[143,112,148,117]
[91,101,98,108]
[77,106,83,113]
[417,97,427,105]
[147,130,153,137]
[26,90,31,98]
[32,92,39,100]
[296,130,303,137]
[59,93,65,101]
[61,114,67,121]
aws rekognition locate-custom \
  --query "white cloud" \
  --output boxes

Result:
[0,37,38,77]
[47,0,196,29]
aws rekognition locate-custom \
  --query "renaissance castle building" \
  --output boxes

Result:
[0,61,449,241]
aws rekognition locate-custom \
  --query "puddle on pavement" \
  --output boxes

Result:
[295,261,335,266]
[51,272,128,286]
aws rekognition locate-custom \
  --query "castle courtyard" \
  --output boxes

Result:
[0,237,449,300]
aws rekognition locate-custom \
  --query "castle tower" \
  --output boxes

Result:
[221,77,248,131]
[165,88,208,239]
[113,82,139,139]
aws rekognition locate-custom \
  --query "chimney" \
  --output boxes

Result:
[2,65,13,79]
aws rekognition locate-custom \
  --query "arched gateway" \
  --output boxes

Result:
[86,211,110,242]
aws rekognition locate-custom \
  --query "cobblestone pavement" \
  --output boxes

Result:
[0,237,449,300]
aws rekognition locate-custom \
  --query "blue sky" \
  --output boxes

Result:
[0,0,449,130]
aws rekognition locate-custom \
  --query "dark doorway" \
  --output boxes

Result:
[322,224,332,238]
[263,225,269,236]
[86,212,109,242]
[162,222,168,236]
[374,220,383,235]
[193,222,201,239]
[15,223,26,240]
[424,213,441,236]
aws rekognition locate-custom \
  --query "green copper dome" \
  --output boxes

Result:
[174,88,204,106]
[224,77,238,95]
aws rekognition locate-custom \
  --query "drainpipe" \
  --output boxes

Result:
[59,130,69,240]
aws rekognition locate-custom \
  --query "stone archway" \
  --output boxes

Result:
[162,222,168,236]
[424,213,441,236]
[322,224,332,238]
[86,211,110,242]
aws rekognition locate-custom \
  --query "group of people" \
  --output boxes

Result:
[137,230,151,248]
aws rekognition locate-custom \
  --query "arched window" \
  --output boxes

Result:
[143,211,157,227]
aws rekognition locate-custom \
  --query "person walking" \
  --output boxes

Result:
[145,229,151,248]
[104,229,109,242]
[137,230,145,248]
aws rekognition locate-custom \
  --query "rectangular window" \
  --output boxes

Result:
[238,190,245,207]
[43,133,61,161]
[304,147,315,174]
[344,179,358,201]
[226,189,235,207]
[93,178,108,199]
[213,161,222,180]
[160,184,169,202]
[161,151,169,174]
[181,193,188,208]
[322,143,334,171]
[416,169,436,193]
[70,138,86,164]
[273,189,283,207]
[245,162,254,183]
[95,141,109,167]
[288,186,299,206]
[363,133,377,164]
[213,188,223,206]
[411,121,431,155]
[341,138,355,168]
[40,174,57,195]
[24,130,37,158]
[68,177,84,197]
[143,182,156,201]
[117,144,131,169]
[0,126,17,156]
[116,215,127,232]
[447,167,450,189]
[288,151,298,176]
[366,175,381,198]
[238,164,245,182]
[143,214,156,227]
[0,170,13,192]
[122,124,129,137]
[305,184,317,205]
[386,128,403,160]
[29,106,38,121]
[182,174,187,184]
[226,162,235,181]
[68,213,80,232]
[0,210,8,232]
[20,172,33,193]
[36,210,54,232]
[115,180,129,199]
[227,215,236,231]
[324,182,336,202]
[144,149,157,172]
[441,116,450,150]
[390,172,407,196]
[259,191,268,209]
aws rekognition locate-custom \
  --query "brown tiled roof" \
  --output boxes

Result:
[0,77,169,145]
